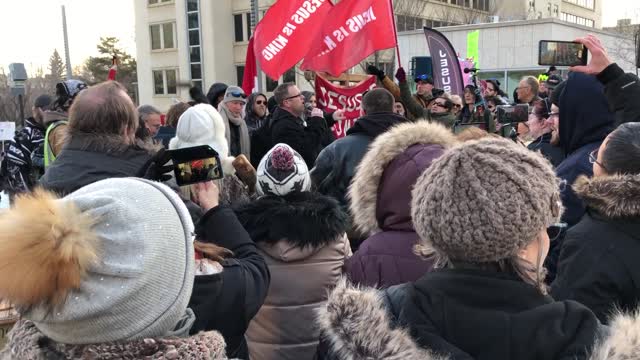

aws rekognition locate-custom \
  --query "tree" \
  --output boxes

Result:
[48,49,65,83]
[0,68,54,125]
[80,37,137,97]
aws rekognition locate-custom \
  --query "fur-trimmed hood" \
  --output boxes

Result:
[233,191,348,250]
[349,121,458,235]
[574,174,640,218]
[0,320,227,359]
[317,280,640,360]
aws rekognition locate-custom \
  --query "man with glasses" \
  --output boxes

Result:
[270,83,327,167]
[367,65,434,119]
[516,76,542,106]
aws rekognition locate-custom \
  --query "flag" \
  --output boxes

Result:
[253,0,333,80]
[301,0,396,76]
[242,37,257,94]
[424,28,465,96]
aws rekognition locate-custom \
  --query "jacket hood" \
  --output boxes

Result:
[316,278,448,360]
[206,82,228,107]
[318,279,640,360]
[346,112,404,138]
[574,174,640,218]
[233,191,348,250]
[559,72,614,155]
[1,320,227,359]
[349,122,457,235]
[245,93,268,120]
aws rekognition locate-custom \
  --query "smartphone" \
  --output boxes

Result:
[496,104,529,124]
[166,145,223,186]
[538,40,588,66]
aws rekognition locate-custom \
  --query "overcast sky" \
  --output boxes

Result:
[0,0,638,75]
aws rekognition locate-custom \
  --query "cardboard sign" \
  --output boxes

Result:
[0,122,15,142]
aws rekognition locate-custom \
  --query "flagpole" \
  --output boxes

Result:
[251,0,263,92]
[389,0,402,68]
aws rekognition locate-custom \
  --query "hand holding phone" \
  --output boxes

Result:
[166,145,224,186]
[538,40,588,67]
[570,35,612,75]
[496,104,529,124]
[193,181,219,212]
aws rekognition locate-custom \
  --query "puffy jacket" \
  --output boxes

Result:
[345,122,457,288]
[552,174,640,323]
[596,63,640,126]
[234,192,350,360]
[4,117,45,194]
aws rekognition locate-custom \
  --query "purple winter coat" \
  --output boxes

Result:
[345,121,457,288]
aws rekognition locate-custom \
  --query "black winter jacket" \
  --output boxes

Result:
[310,112,404,208]
[190,206,270,359]
[597,63,640,126]
[527,132,564,168]
[270,107,326,167]
[552,174,640,324]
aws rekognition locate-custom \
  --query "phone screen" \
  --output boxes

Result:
[539,40,587,66]
[167,145,223,186]
[496,104,529,124]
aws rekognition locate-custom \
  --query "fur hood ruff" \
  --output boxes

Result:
[318,280,640,360]
[348,121,457,235]
[574,174,640,218]
[0,320,227,359]
[233,191,348,249]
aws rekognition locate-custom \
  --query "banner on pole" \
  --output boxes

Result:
[423,28,465,96]
[314,74,376,139]
[467,30,480,68]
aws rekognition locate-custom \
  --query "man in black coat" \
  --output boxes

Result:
[310,88,403,208]
[269,83,327,167]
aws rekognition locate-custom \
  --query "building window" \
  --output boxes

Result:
[563,0,595,10]
[234,14,244,42]
[150,22,176,50]
[397,15,425,32]
[153,69,178,95]
[266,76,279,92]
[473,0,490,11]
[264,67,297,92]
[148,0,173,5]
[246,13,252,39]
[236,66,245,87]
[186,0,203,88]
[560,12,594,27]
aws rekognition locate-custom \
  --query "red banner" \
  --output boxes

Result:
[315,74,377,139]
[253,0,333,80]
[302,0,396,76]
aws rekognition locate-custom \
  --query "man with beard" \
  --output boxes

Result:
[245,93,268,135]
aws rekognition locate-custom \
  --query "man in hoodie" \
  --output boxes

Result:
[245,92,269,135]
[206,82,228,109]
[311,88,403,208]
[544,71,615,281]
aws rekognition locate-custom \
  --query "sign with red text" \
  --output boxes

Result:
[302,0,396,76]
[253,0,333,80]
[315,74,377,139]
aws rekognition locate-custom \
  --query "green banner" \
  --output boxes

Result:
[467,30,480,68]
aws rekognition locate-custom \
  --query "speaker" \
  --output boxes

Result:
[410,56,433,79]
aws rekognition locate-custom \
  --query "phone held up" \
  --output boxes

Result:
[166,145,223,186]
[538,40,588,67]
[496,104,529,124]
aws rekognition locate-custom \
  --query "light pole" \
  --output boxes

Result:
[8,63,27,129]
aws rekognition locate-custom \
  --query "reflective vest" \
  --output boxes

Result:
[43,120,67,168]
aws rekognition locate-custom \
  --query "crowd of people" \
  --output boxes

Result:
[0,34,640,359]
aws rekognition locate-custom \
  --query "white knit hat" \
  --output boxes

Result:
[2,178,196,345]
[257,144,311,196]
[169,103,235,175]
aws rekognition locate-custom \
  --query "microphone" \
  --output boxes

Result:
[305,103,314,112]
[464,68,479,73]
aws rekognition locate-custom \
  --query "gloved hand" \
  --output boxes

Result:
[367,65,385,81]
[395,67,407,83]
[137,148,173,182]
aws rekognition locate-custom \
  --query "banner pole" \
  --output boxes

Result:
[389,0,402,68]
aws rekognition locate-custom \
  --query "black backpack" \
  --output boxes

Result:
[250,116,273,168]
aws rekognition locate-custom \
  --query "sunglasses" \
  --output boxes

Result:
[255,100,266,105]
[547,223,567,241]
[454,104,462,108]
[415,74,432,82]
[433,102,447,108]
[228,91,247,99]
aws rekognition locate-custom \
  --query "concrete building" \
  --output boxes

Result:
[134,0,606,110]
[397,18,635,96]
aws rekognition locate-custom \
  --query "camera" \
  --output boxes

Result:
[496,104,529,124]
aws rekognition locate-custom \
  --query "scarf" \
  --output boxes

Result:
[219,104,251,158]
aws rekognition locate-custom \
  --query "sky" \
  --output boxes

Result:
[0,0,638,76]
[0,0,136,76]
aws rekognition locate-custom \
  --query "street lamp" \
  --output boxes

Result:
[8,63,27,128]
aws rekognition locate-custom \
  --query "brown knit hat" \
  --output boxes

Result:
[411,138,563,263]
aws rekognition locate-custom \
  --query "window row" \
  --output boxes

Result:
[563,0,595,10]
[236,67,296,92]
[396,15,459,32]
[148,0,172,5]
[560,12,594,27]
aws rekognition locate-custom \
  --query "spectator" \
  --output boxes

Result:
[4,94,52,194]
[245,92,269,135]
[458,84,494,132]
[39,81,149,196]
[571,34,640,126]
[311,88,403,209]
[516,76,542,106]
[397,67,456,129]
[156,101,191,148]
[552,123,640,323]
[206,82,228,109]
[218,86,251,158]
[317,138,612,360]
[527,98,564,167]
[393,101,407,117]
[169,103,254,206]
[137,104,162,137]
[483,79,509,104]
[543,72,614,282]
[270,83,327,167]
[301,90,341,149]
[345,121,457,288]
[450,94,463,116]
[42,79,88,168]
[237,144,350,360]
[368,65,433,110]
[0,178,226,359]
